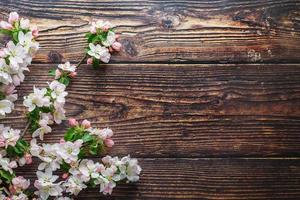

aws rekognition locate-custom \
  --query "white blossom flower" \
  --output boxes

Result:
[4,41,27,71]
[23,86,51,111]
[0,154,14,173]
[18,31,39,54]
[49,80,68,103]
[57,140,83,164]
[102,31,116,47]
[32,113,53,140]
[53,101,66,124]
[34,168,63,200]
[0,58,13,84]
[77,159,104,181]
[58,62,76,72]
[20,18,30,29]
[87,43,111,63]
[64,175,87,195]
[2,125,20,147]
[0,99,13,116]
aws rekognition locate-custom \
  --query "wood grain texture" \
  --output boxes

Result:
[1,63,300,158]
[16,158,300,199]
[1,0,300,63]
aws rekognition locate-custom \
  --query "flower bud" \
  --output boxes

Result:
[0,21,13,30]
[62,173,69,179]
[87,57,93,65]
[90,26,97,34]
[69,71,77,78]
[24,153,32,164]
[55,69,62,79]
[31,26,39,37]
[68,118,78,127]
[105,138,114,147]
[102,25,110,32]
[8,12,19,24]
[9,185,17,194]
[112,42,122,52]
[82,119,91,128]
[60,138,66,144]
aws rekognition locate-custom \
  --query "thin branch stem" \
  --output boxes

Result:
[20,54,87,138]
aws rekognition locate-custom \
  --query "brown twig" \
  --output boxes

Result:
[20,54,87,138]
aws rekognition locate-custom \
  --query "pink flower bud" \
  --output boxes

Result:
[0,21,13,30]
[115,34,120,40]
[0,49,6,57]
[24,153,32,164]
[8,12,19,24]
[108,46,114,53]
[9,185,17,194]
[105,139,114,147]
[112,42,122,52]
[102,25,110,32]
[32,27,39,38]
[60,138,66,144]
[69,71,77,78]
[87,57,93,65]
[0,136,6,147]
[9,161,17,169]
[68,118,78,127]
[55,69,62,79]
[81,119,91,129]
[62,173,69,179]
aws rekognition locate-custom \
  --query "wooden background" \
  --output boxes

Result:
[1,0,300,199]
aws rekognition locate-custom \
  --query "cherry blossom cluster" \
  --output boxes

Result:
[23,62,77,140]
[30,119,141,199]
[86,20,122,67]
[0,12,39,117]
[0,13,141,200]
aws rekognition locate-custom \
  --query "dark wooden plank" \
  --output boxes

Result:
[1,0,300,63]
[16,158,300,199]
[1,63,300,158]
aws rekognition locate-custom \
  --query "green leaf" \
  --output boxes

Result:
[82,133,93,143]
[92,57,99,69]
[0,29,12,35]
[48,69,56,76]
[64,127,76,141]
[60,161,71,172]
[0,170,14,183]
[12,31,19,43]
[58,76,70,86]
[0,91,6,100]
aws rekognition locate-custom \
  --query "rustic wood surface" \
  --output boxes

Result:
[1,0,300,199]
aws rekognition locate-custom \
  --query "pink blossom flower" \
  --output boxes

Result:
[12,176,30,190]
[9,161,17,168]
[68,118,78,127]
[0,49,5,57]
[8,12,19,24]
[87,57,93,64]
[105,139,114,147]
[0,21,13,30]
[81,119,91,129]
[112,42,122,52]
[90,25,97,34]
